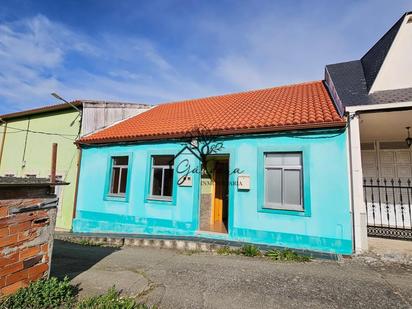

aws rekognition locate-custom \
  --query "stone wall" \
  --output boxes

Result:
[0,197,57,296]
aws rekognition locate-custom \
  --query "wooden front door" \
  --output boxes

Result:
[213,161,228,223]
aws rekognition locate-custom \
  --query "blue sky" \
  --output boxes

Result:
[0,0,410,114]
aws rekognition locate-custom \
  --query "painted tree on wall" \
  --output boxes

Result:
[173,125,224,183]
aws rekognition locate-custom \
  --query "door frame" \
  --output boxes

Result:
[211,159,229,225]
[198,153,231,234]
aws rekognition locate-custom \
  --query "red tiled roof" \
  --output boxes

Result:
[79,81,345,144]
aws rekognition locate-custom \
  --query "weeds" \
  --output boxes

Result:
[240,245,261,257]
[77,239,103,247]
[216,246,234,255]
[0,277,77,309]
[77,287,151,309]
[216,245,310,262]
[216,245,261,256]
[0,278,153,309]
[266,249,310,262]
[69,238,120,248]
[182,249,202,256]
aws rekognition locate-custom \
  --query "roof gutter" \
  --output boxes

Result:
[77,121,346,147]
[345,101,412,114]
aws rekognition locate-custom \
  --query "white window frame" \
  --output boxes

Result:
[109,156,129,197]
[264,152,303,211]
[149,155,174,201]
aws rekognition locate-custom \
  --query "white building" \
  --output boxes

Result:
[325,12,412,253]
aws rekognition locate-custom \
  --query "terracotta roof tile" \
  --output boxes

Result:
[79,81,344,144]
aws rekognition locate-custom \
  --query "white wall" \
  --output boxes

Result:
[371,14,412,92]
[80,102,152,136]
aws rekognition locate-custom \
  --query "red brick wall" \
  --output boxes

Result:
[0,198,56,296]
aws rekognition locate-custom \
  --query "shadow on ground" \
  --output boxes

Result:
[50,239,120,280]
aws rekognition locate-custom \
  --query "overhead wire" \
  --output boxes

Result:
[1,124,78,141]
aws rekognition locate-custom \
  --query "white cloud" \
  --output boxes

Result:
[0,15,98,111]
[215,55,265,89]
[0,15,95,70]
[0,1,410,114]
[194,0,410,90]
[0,14,218,112]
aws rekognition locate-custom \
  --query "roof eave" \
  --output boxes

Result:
[0,101,83,120]
[77,121,346,146]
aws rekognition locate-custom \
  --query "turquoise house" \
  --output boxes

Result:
[74,81,353,254]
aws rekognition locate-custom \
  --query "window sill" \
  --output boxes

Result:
[258,206,309,217]
[105,194,128,202]
[147,196,173,202]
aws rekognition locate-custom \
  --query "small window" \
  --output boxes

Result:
[150,155,174,200]
[25,174,37,179]
[109,156,129,196]
[264,153,303,211]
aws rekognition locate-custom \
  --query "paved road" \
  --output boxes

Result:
[51,240,412,308]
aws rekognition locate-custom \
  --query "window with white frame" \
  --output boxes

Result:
[109,156,129,196]
[150,155,174,200]
[264,152,303,211]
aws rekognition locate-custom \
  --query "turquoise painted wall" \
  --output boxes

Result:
[73,130,353,254]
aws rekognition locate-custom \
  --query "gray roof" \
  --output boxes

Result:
[0,176,68,187]
[368,87,412,105]
[325,60,369,107]
[325,60,412,107]
[325,12,412,113]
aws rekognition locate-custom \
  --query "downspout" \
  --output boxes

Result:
[0,120,7,169]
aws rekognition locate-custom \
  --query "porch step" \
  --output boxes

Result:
[53,231,341,260]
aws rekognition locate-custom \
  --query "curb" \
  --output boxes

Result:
[54,231,342,260]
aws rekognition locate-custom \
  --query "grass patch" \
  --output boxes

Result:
[77,287,152,309]
[0,277,77,309]
[265,249,310,262]
[0,278,153,309]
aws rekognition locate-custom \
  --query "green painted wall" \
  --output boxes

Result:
[0,109,80,230]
